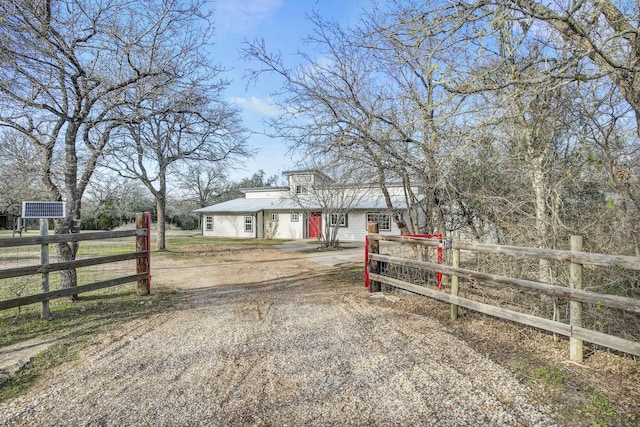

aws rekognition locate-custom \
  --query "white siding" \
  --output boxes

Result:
[288,175,313,194]
[202,210,411,241]
[263,210,304,239]
[334,210,406,242]
[245,190,288,199]
[282,211,304,239]
[257,211,264,238]
[202,214,257,238]
[201,211,305,240]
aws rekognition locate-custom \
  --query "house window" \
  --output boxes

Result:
[295,184,307,194]
[330,213,348,227]
[244,216,253,232]
[366,212,391,231]
[271,212,279,222]
[291,212,299,222]
[205,216,213,231]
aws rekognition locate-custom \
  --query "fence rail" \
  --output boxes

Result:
[0,212,151,318]
[0,252,147,280]
[0,274,147,311]
[0,230,148,248]
[367,229,640,360]
[373,233,640,269]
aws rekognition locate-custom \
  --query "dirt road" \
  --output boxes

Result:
[0,245,557,426]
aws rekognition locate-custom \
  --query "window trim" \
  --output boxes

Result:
[244,216,253,232]
[295,184,307,194]
[205,216,213,231]
[291,212,299,222]
[330,212,348,227]
[366,212,391,231]
[271,212,279,222]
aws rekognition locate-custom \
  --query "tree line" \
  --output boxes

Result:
[0,0,251,291]
[243,0,640,293]
[1,0,639,297]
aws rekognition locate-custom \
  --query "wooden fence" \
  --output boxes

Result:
[366,225,640,361]
[0,212,151,319]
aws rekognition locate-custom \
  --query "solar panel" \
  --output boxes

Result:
[22,201,66,218]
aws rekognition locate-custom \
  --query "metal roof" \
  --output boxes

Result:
[194,194,410,214]
[351,196,409,210]
[239,186,289,193]
[194,198,307,213]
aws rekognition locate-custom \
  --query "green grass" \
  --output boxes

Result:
[0,231,292,325]
[0,231,21,239]
[0,341,79,402]
[530,366,569,391]
[0,261,136,301]
[0,232,289,292]
[582,391,619,427]
[162,233,291,249]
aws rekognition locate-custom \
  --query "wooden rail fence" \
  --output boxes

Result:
[0,212,151,318]
[366,225,640,361]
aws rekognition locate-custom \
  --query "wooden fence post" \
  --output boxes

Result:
[40,219,53,319]
[367,221,381,292]
[136,212,151,296]
[450,230,460,321]
[570,235,584,362]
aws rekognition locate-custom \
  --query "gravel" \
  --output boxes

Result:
[0,247,559,426]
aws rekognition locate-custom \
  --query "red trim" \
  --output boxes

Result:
[364,235,370,289]
[145,211,151,295]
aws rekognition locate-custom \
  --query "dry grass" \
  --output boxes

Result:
[396,290,640,427]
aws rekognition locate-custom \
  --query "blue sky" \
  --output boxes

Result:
[208,0,369,182]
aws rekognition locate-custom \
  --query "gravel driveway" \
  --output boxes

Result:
[0,245,558,426]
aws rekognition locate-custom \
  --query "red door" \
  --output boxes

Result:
[309,213,322,238]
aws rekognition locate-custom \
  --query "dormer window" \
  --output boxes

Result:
[295,184,307,194]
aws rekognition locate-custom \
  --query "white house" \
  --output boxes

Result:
[194,170,416,242]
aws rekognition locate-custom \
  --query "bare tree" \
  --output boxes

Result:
[0,131,50,216]
[500,1,640,134]
[578,87,640,256]
[0,0,223,288]
[494,0,640,257]
[177,163,230,209]
[362,0,639,257]
[83,174,153,229]
[235,170,281,189]
[243,8,475,236]
[106,83,249,250]
[244,0,638,269]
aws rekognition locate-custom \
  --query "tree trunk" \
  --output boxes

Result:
[532,159,551,283]
[56,235,79,300]
[57,195,81,299]
[156,195,166,251]
[531,155,553,314]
